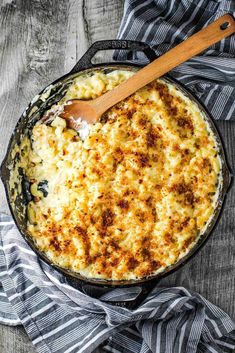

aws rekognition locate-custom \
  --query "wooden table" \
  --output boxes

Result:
[0,1,234,352]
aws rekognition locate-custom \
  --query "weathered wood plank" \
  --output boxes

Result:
[0,1,234,352]
[0,325,36,353]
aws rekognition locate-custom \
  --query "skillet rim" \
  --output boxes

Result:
[0,62,233,288]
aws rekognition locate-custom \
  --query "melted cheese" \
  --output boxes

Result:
[13,70,221,280]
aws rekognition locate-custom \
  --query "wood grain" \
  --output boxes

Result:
[0,1,234,352]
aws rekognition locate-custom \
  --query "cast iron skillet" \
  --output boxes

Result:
[0,40,233,308]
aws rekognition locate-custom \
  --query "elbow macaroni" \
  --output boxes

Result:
[12,70,221,280]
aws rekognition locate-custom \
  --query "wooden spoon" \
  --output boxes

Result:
[60,14,235,129]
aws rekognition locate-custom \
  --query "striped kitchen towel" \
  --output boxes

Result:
[0,213,235,353]
[114,0,235,121]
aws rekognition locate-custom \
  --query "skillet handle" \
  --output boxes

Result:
[69,40,157,74]
[106,280,157,309]
[80,280,157,310]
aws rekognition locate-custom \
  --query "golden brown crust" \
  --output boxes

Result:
[20,72,221,280]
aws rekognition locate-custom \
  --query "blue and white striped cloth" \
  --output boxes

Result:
[0,215,235,353]
[114,0,235,121]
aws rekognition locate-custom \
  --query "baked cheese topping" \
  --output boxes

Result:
[14,70,221,280]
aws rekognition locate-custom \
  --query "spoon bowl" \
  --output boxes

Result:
[61,100,99,126]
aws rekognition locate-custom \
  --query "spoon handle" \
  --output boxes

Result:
[93,14,235,114]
